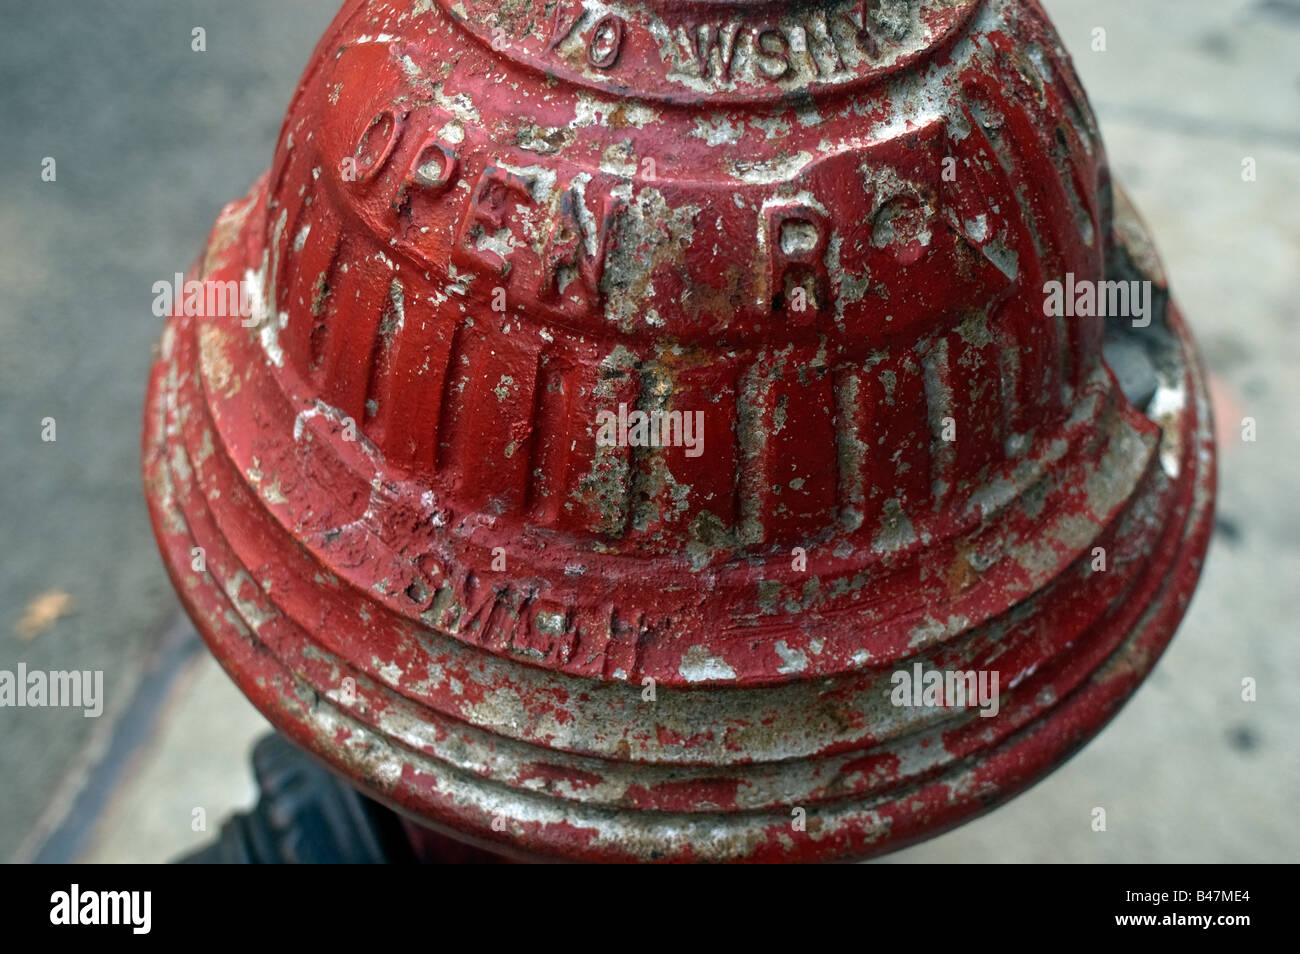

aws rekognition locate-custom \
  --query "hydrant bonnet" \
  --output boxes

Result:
[143,0,1216,862]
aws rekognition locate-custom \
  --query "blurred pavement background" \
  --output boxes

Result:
[0,0,1296,862]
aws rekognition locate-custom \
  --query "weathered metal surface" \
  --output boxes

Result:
[143,0,1215,862]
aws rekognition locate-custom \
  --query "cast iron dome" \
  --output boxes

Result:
[144,0,1215,862]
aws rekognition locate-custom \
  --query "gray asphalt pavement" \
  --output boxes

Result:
[0,0,341,861]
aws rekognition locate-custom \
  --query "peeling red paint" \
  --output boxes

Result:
[143,0,1215,861]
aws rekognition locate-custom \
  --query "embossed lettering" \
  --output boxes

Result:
[685,23,741,80]
[587,15,625,70]
[754,26,792,79]
[410,138,458,192]
[454,165,535,276]
[541,182,624,304]
[766,205,828,318]
[547,1,583,51]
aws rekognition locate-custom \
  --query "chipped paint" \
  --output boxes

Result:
[141,0,1216,864]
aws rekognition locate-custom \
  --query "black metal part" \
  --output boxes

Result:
[176,734,415,864]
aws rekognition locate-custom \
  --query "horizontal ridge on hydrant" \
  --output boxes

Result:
[142,0,1215,862]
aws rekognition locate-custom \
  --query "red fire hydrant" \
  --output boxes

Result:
[144,0,1215,862]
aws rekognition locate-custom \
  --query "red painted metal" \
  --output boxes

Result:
[143,0,1215,862]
